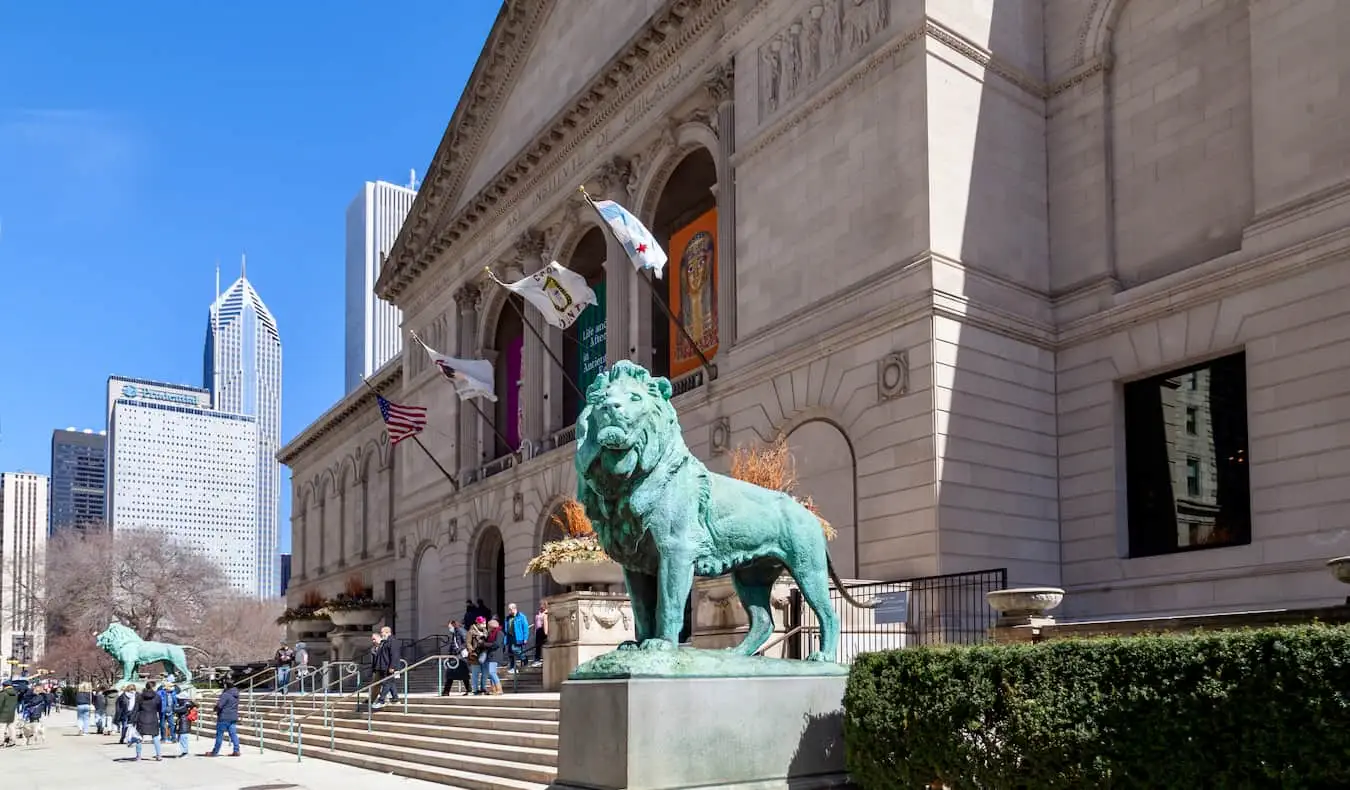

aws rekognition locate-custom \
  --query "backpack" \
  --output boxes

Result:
[186,706,198,724]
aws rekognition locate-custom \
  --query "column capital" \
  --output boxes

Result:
[514,230,546,266]
[588,156,633,201]
[704,60,734,105]
[454,284,481,313]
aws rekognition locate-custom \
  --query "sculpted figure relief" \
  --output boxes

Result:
[96,622,197,685]
[576,362,867,662]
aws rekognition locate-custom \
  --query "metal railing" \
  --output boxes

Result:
[784,568,1008,662]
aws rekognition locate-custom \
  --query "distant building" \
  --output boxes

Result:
[49,428,107,534]
[1,472,48,673]
[106,376,259,593]
[345,179,416,394]
[280,553,291,596]
[204,269,283,599]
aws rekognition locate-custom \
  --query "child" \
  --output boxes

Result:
[171,697,197,757]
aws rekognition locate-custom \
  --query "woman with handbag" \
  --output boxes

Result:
[440,619,472,696]
[467,616,489,695]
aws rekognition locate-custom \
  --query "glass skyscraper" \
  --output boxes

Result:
[204,269,282,598]
[49,428,107,534]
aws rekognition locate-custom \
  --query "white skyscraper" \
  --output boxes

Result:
[346,178,417,393]
[106,378,259,593]
[204,268,283,597]
[1,471,48,675]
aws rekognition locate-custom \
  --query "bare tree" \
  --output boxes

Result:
[36,631,119,684]
[38,527,230,642]
[185,596,286,665]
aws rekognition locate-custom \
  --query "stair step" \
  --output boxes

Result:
[226,727,555,788]
[228,730,549,790]
[207,715,558,750]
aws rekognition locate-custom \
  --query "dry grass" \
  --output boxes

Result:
[300,589,325,609]
[728,440,837,541]
[343,573,367,598]
[551,497,595,537]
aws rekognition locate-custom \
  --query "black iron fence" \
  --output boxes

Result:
[784,568,1007,663]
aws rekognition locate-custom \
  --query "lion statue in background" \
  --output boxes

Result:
[576,360,870,662]
[96,622,196,685]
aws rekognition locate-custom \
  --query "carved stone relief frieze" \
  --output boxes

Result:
[758,0,891,122]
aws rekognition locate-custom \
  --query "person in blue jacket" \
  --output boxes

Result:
[504,603,530,673]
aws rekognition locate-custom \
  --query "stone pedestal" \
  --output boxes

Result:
[543,590,635,691]
[550,675,851,790]
[329,630,372,662]
[691,576,795,657]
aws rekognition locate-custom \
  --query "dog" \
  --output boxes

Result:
[19,718,45,746]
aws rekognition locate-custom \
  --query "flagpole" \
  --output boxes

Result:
[578,186,718,382]
[483,267,586,400]
[359,377,459,492]
[408,332,524,466]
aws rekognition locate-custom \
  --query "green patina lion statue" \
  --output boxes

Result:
[576,360,869,662]
[96,622,196,685]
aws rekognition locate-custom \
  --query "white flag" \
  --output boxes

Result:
[592,198,668,279]
[419,342,497,402]
[493,261,598,330]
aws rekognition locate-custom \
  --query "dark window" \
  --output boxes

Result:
[1124,352,1250,557]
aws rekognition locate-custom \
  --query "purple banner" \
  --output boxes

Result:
[505,334,523,449]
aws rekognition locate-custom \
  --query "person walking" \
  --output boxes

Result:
[115,684,137,743]
[129,681,163,761]
[440,620,472,696]
[0,680,18,747]
[204,680,240,757]
[371,627,403,708]
[504,603,529,673]
[274,641,296,695]
[293,641,311,693]
[533,602,549,666]
[74,682,94,734]
[101,686,119,736]
[483,618,507,695]
[467,616,489,695]
[171,696,197,757]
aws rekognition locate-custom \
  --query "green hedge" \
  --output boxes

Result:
[843,625,1350,789]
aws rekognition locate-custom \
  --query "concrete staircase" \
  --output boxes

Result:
[198,690,559,789]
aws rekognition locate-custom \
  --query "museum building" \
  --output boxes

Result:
[280,0,1350,647]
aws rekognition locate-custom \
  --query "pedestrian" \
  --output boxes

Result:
[171,695,197,757]
[129,681,163,761]
[293,641,311,693]
[533,602,550,666]
[101,686,119,736]
[203,679,240,757]
[504,603,529,673]
[274,640,296,694]
[483,618,506,695]
[116,684,137,743]
[441,619,471,696]
[467,616,489,695]
[0,680,17,747]
[74,681,94,735]
[371,627,402,708]
[157,678,178,741]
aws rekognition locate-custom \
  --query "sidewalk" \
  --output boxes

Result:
[2,710,446,789]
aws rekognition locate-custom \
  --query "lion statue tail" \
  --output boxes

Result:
[828,557,877,609]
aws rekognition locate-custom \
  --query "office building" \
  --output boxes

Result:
[345,179,416,393]
[204,270,283,597]
[107,377,258,593]
[1,472,48,672]
[49,428,107,534]
[280,553,291,596]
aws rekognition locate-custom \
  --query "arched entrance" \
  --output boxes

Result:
[561,227,608,425]
[413,545,445,639]
[474,525,506,621]
[650,148,719,380]
[786,420,858,578]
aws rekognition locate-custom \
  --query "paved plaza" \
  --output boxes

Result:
[2,711,445,790]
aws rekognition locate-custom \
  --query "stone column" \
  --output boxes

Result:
[592,157,634,367]
[357,477,369,560]
[542,589,635,691]
[514,233,547,448]
[706,61,737,353]
[316,498,327,576]
[292,512,305,581]
[454,285,481,476]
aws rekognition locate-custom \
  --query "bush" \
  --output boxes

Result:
[844,625,1350,789]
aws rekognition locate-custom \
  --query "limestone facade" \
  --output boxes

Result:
[280,0,1350,638]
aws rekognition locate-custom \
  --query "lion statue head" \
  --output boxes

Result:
[95,622,138,655]
[576,361,681,490]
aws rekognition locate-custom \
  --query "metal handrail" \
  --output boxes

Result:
[755,625,805,657]
[293,653,460,762]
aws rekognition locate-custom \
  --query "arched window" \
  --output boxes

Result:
[650,148,718,381]
[562,227,608,425]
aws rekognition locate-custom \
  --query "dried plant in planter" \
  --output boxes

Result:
[277,588,330,625]
[343,573,367,598]
[729,440,836,541]
[525,497,610,575]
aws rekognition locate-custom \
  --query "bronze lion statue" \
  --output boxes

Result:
[576,361,868,662]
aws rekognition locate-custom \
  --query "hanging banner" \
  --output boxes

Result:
[668,208,719,378]
[577,280,608,395]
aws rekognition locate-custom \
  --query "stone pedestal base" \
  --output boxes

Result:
[328,630,371,662]
[551,675,851,790]
[691,576,796,657]
[543,590,635,692]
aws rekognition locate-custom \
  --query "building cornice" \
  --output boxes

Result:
[376,0,733,306]
[277,358,402,466]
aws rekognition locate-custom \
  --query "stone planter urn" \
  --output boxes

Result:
[328,608,384,628]
[549,559,626,589]
[1327,556,1350,585]
[986,587,1065,624]
[287,617,330,634]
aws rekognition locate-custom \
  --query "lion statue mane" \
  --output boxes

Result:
[576,360,868,662]
[95,622,196,685]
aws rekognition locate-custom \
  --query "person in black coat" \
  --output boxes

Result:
[440,620,472,696]
[370,627,402,708]
[205,680,240,757]
[130,682,163,761]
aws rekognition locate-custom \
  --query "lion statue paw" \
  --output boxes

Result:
[639,638,678,652]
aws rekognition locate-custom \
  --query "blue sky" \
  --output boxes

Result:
[0,1,502,553]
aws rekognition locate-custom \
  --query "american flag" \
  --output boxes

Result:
[377,395,427,446]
